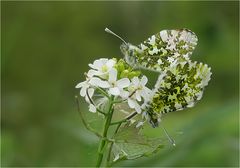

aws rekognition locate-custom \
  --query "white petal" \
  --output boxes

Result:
[141,76,148,86]
[128,98,135,108]
[141,87,152,99]
[89,77,100,86]
[89,78,110,88]
[136,92,141,101]
[98,80,111,88]
[80,86,87,97]
[99,58,108,64]
[134,103,142,114]
[144,86,152,94]
[131,77,139,86]
[109,68,117,82]
[88,88,94,97]
[87,69,100,77]
[109,87,120,96]
[120,90,129,98]
[88,63,95,69]
[106,59,116,68]
[117,78,130,88]
[89,104,96,113]
[141,90,150,101]
[92,59,108,70]
[75,81,86,88]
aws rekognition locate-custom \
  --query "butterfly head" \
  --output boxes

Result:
[120,43,137,66]
[105,28,138,67]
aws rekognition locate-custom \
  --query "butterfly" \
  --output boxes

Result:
[106,28,198,71]
[105,28,212,127]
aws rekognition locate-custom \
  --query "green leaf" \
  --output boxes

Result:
[111,123,164,164]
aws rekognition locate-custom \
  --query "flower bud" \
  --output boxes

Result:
[120,70,129,78]
[128,71,141,79]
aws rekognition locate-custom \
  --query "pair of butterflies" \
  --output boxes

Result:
[105,28,212,127]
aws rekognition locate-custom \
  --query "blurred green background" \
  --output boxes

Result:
[1,1,239,167]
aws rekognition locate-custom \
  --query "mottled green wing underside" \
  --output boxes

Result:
[123,29,198,72]
[146,61,211,126]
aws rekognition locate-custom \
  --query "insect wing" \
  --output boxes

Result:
[129,29,198,71]
[145,61,211,126]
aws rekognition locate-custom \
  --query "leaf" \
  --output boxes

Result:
[111,123,164,164]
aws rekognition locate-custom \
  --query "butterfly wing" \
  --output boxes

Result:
[146,61,211,127]
[122,29,198,72]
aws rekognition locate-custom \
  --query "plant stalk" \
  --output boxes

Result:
[96,97,114,167]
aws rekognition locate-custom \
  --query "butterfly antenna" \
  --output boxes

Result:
[160,123,176,146]
[105,27,127,45]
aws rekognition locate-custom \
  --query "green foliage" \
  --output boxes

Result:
[111,123,164,165]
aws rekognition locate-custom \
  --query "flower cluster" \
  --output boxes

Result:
[76,58,151,114]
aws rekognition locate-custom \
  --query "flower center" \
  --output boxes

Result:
[101,65,108,72]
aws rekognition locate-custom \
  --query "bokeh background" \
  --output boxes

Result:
[1,1,239,167]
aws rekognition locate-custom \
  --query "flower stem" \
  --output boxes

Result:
[106,122,122,167]
[96,97,114,167]
[110,111,138,126]
[106,111,137,166]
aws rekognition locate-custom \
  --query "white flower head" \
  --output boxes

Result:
[126,76,152,114]
[88,58,116,79]
[129,76,152,102]
[127,98,142,114]
[107,68,130,96]
[75,78,95,103]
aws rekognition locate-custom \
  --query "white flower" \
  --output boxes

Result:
[127,98,142,113]
[127,76,152,114]
[75,79,94,97]
[106,68,130,96]
[88,58,116,78]
[76,75,110,106]
[88,77,110,88]
[129,76,151,102]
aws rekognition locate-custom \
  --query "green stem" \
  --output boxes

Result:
[96,97,114,167]
[96,87,110,99]
[106,122,122,167]
[106,111,138,167]
[110,112,138,126]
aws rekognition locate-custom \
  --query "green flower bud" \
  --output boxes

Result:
[128,71,141,79]
[120,70,129,78]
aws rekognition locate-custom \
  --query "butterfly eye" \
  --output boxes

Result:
[120,43,128,54]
